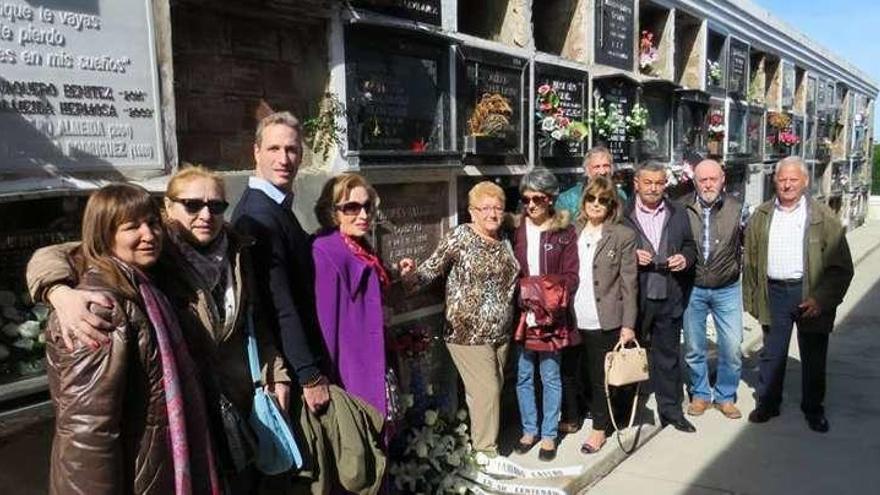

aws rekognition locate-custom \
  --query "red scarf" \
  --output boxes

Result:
[341,233,391,289]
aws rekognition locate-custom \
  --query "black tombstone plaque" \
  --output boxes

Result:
[594,0,635,70]
[350,0,442,26]
[728,39,749,97]
[594,78,636,163]
[534,63,588,163]
[459,46,527,155]
[345,27,449,155]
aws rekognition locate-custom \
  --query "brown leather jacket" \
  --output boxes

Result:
[46,269,174,495]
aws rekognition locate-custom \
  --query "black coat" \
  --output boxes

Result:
[623,198,697,318]
[232,187,322,385]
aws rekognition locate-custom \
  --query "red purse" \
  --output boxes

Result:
[514,275,580,351]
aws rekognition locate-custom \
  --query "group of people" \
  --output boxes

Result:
[28,109,854,494]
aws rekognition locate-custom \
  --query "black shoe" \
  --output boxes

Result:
[747,407,780,424]
[514,436,538,454]
[805,414,830,433]
[660,416,696,433]
[538,442,557,461]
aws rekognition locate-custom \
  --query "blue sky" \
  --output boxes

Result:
[758,0,880,138]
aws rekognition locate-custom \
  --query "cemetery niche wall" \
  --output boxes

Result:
[534,62,589,166]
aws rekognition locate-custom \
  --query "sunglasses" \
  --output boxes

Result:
[171,198,229,215]
[584,194,612,207]
[521,195,550,206]
[335,201,373,216]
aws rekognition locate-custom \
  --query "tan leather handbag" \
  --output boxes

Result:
[604,339,649,454]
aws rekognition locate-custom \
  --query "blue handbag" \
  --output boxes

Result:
[245,308,303,475]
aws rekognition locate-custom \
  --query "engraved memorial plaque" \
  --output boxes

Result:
[458,46,527,155]
[351,0,442,26]
[345,27,449,155]
[534,63,588,163]
[594,0,635,70]
[0,0,164,174]
[728,39,749,96]
[375,181,449,313]
[594,78,635,163]
[782,61,795,109]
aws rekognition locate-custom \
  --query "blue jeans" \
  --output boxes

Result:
[683,280,743,403]
[516,347,561,440]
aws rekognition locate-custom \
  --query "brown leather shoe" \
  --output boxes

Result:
[687,398,711,416]
[558,421,582,434]
[715,402,742,419]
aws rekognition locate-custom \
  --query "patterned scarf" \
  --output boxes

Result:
[341,232,391,289]
[135,269,222,495]
[167,222,229,291]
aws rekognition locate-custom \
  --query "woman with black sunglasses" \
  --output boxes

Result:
[27,166,290,493]
[573,176,639,455]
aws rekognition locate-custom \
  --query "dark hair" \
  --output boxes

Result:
[314,173,380,230]
[79,183,163,299]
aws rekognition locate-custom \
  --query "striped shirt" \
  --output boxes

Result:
[767,195,807,280]
[634,196,667,252]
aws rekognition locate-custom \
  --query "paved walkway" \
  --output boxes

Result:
[582,220,880,494]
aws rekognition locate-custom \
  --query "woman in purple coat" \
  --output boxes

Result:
[312,173,390,422]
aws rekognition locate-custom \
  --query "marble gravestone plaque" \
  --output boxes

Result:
[351,0,442,26]
[781,61,795,109]
[595,79,635,163]
[535,63,588,158]
[459,46,526,154]
[594,0,635,71]
[375,181,448,314]
[0,0,164,174]
[727,39,749,96]
[345,27,448,154]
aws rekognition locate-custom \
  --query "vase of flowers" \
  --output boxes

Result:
[535,84,589,157]
[465,93,514,154]
[766,112,799,155]
[639,30,659,76]
[706,109,725,155]
[707,60,723,87]
[588,91,625,143]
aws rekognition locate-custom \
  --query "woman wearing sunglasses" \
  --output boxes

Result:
[311,173,392,429]
[573,176,639,454]
[27,166,290,493]
[510,169,579,461]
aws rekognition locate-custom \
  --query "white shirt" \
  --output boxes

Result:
[574,228,603,330]
[767,195,807,280]
[525,220,542,276]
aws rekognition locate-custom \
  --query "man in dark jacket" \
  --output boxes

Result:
[623,162,698,432]
[232,111,330,413]
[743,157,853,432]
[683,160,745,420]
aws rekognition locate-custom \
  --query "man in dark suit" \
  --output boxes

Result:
[232,111,330,413]
[623,162,698,432]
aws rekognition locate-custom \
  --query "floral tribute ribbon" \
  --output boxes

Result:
[460,455,585,495]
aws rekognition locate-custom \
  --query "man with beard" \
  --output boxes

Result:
[682,160,745,420]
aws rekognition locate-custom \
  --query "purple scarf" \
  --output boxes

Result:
[135,270,222,495]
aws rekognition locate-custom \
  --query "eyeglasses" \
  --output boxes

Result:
[171,198,229,215]
[335,201,373,216]
[584,194,612,207]
[471,205,504,214]
[521,195,549,206]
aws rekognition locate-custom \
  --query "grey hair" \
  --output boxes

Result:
[519,168,560,197]
[636,161,668,176]
[583,146,614,166]
[254,111,303,147]
[776,156,810,177]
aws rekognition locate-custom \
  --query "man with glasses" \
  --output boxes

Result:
[623,162,698,432]
[232,111,330,414]
[682,160,745,420]
[556,146,624,218]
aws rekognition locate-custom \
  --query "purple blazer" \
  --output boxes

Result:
[312,229,386,417]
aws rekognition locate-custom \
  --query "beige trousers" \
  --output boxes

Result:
[446,341,510,453]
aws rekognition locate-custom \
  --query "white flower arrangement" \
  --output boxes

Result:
[666,162,694,186]
[625,103,649,140]
[707,60,723,86]
[588,92,626,139]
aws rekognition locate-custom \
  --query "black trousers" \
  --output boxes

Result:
[581,328,635,434]
[758,280,830,415]
[640,299,685,420]
[560,342,587,423]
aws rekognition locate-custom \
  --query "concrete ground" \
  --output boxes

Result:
[583,220,880,494]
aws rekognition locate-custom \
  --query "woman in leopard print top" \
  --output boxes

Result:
[402,181,519,455]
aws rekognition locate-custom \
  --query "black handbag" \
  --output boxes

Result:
[217,390,258,472]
